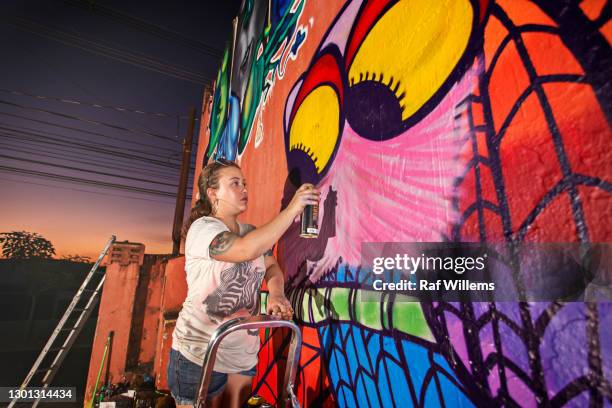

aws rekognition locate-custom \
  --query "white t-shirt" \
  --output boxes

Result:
[171,216,266,372]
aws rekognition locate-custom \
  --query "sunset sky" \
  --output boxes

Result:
[0,0,240,259]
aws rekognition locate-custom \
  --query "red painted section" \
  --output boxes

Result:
[345,0,393,68]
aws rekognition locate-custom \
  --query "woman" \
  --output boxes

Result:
[167,159,319,408]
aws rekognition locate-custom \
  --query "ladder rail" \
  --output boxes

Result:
[42,274,106,384]
[8,235,116,408]
[33,280,105,408]
[195,315,302,408]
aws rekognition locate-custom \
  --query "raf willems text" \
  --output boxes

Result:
[372,277,495,292]
[371,252,495,294]
[360,243,611,302]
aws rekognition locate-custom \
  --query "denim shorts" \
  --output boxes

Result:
[167,348,256,404]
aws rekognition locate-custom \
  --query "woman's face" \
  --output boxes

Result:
[209,166,248,215]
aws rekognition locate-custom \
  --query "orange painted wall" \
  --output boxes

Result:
[84,242,144,407]
[136,257,167,367]
[153,256,187,390]
[85,251,186,401]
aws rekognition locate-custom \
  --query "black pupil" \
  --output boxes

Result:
[345,80,404,141]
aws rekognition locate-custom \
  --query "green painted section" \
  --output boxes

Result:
[293,288,433,341]
[355,299,383,331]
[329,287,351,321]
[392,299,433,341]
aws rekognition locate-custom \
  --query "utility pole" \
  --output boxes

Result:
[172,106,196,255]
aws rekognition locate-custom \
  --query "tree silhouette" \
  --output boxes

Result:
[0,231,56,260]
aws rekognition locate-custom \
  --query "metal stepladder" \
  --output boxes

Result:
[195,315,302,408]
[8,236,116,408]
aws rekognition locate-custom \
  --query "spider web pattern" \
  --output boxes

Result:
[452,1,612,245]
[440,1,612,406]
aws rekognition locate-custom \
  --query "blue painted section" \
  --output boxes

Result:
[318,322,474,407]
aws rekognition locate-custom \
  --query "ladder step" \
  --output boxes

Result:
[49,346,67,352]
[60,327,76,332]
[35,368,50,374]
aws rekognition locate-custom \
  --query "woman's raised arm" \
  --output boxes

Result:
[209,184,320,263]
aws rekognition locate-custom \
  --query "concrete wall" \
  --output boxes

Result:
[84,242,145,406]
[154,256,187,391]
[82,243,190,404]
[196,0,611,406]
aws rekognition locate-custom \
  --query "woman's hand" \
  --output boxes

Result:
[286,183,320,217]
[267,294,294,320]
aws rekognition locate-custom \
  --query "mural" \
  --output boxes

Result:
[205,0,308,161]
[200,0,612,406]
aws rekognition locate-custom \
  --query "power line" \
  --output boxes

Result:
[0,164,192,199]
[0,154,179,187]
[0,143,184,181]
[0,98,181,144]
[15,39,193,149]
[0,130,198,176]
[0,121,183,163]
[10,15,213,83]
[0,128,183,169]
[6,16,212,85]
[0,131,185,170]
[0,176,179,204]
[0,136,196,180]
[0,121,181,160]
[0,112,181,155]
[0,140,179,178]
[61,0,223,58]
[0,88,191,119]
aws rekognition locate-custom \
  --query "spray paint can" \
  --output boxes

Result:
[300,186,319,238]
[246,395,265,407]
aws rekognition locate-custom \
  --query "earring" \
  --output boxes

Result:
[212,199,219,215]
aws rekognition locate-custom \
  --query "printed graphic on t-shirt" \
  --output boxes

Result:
[203,260,264,324]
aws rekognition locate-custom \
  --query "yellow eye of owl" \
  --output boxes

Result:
[346,0,474,132]
[288,85,341,174]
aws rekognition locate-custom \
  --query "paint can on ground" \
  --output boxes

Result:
[246,395,264,406]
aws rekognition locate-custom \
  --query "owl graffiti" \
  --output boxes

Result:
[275,0,611,406]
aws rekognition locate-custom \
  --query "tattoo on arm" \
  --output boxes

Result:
[209,231,237,256]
